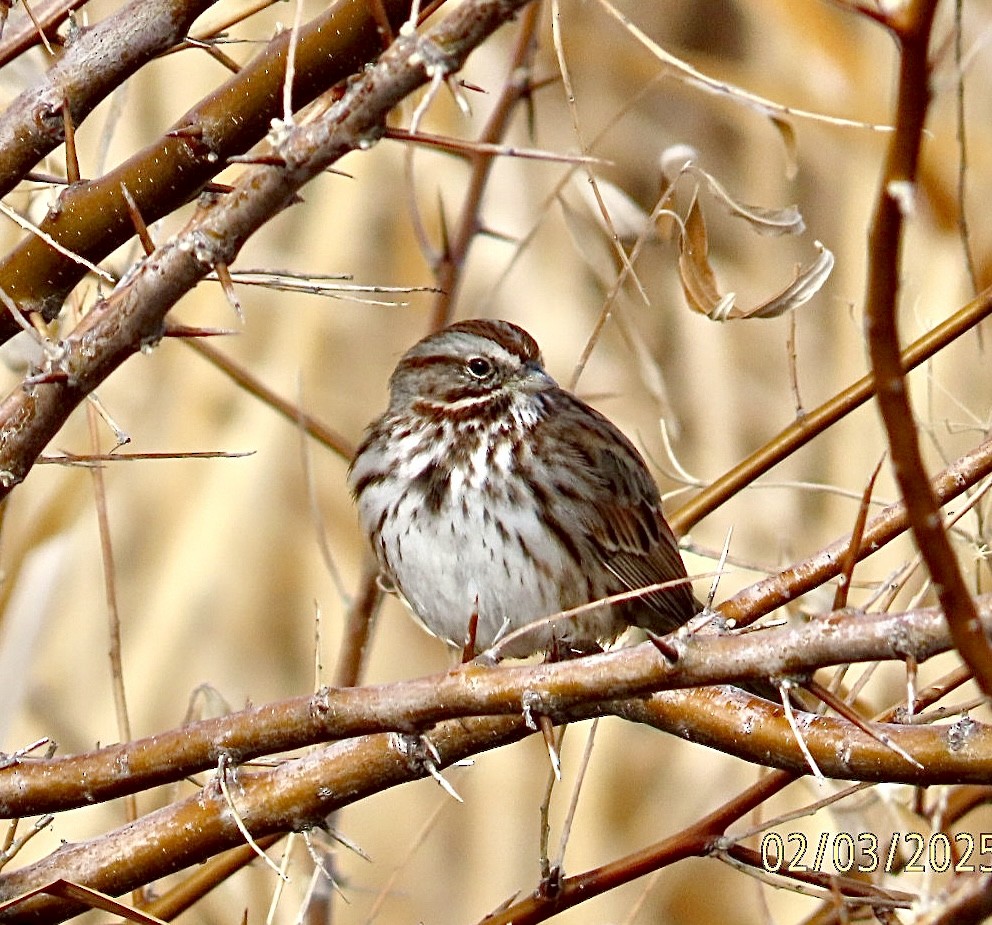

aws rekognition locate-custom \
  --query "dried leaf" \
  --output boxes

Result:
[677,197,735,317]
[742,240,835,318]
[676,196,834,321]
[687,164,805,237]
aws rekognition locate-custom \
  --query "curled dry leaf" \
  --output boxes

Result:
[676,197,834,321]
[686,163,805,237]
[676,195,730,317]
[746,241,835,318]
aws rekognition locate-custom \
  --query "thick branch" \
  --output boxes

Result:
[618,687,988,784]
[2,683,991,923]
[0,0,221,201]
[0,0,420,329]
[3,598,990,818]
[0,717,530,924]
[0,0,535,495]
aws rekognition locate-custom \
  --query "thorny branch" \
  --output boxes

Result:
[720,426,992,626]
[3,672,988,923]
[1,0,991,922]
[0,0,219,202]
[0,0,88,68]
[0,717,531,924]
[0,0,536,496]
[0,0,421,330]
[3,597,992,819]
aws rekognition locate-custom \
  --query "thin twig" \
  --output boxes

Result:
[832,455,885,610]
[180,335,355,462]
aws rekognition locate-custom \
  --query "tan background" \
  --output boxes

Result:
[2,0,991,922]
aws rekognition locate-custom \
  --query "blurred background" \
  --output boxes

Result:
[2,0,992,922]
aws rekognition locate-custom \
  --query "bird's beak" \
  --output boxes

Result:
[519,360,557,391]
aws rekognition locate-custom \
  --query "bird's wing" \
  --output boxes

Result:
[543,393,700,633]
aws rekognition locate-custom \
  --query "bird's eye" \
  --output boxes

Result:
[466,356,494,379]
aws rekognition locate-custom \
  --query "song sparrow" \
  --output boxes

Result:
[349,319,700,658]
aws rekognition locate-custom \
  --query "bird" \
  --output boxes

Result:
[348,318,702,660]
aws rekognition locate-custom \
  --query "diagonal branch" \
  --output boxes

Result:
[0,0,88,68]
[720,430,992,627]
[671,283,992,535]
[0,0,221,203]
[0,0,422,330]
[0,0,537,496]
[0,716,530,924]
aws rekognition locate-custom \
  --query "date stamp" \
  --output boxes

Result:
[760,831,992,875]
